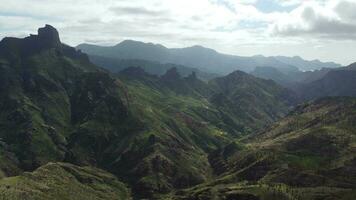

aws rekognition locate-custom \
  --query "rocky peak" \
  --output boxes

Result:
[0,25,90,61]
[37,24,61,49]
[161,67,181,81]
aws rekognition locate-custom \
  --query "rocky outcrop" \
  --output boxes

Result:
[161,67,181,81]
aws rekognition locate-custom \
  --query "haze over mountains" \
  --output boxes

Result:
[0,25,356,200]
[77,40,341,75]
[77,40,356,102]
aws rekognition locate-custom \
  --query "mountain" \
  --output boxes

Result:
[0,24,104,171]
[295,62,356,100]
[251,66,294,86]
[250,61,356,104]
[0,25,143,195]
[250,66,336,88]
[172,97,356,200]
[77,40,339,75]
[88,54,218,80]
[113,66,297,197]
[2,25,354,200]
[0,25,298,199]
[274,56,341,71]
[208,70,297,132]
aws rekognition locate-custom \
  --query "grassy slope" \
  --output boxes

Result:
[0,162,131,200]
[110,67,294,198]
[169,97,356,200]
[109,72,233,197]
[0,31,141,198]
[209,70,296,133]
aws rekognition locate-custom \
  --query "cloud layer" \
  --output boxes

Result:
[271,0,356,40]
[0,0,355,65]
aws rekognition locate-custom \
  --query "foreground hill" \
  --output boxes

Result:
[0,162,131,200]
[0,24,115,170]
[172,97,356,200]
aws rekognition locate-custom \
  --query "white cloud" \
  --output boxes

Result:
[0,0,355,65]
[270,0,356,39]
[273,0,304,6]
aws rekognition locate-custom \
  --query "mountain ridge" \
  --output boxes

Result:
[77,40,341,74]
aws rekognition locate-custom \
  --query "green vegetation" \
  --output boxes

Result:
[0,162,131,200]
[169,97,356,200]
[1,25,355,200]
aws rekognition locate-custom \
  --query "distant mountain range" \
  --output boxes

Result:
[273,56,341,71]
[294,64,356,100]
[77,40,341,75]
[251,63,356,100]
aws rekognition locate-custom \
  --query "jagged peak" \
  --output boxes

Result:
[161,67,181,80]
[0,25,91,63]
[37,24,61,47]
[0,24,62,54]
[21,24,62,51]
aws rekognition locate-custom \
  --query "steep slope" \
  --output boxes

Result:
[113,66,297,198]
[119,67,296,136]
[77,40,337,74]
[0,25,212,199]
[209,71,297,132]
[0,24,141,173]
[172,97,356,200]
[0,24,147,198]
[295,63,356,100]
[0,162,131,200]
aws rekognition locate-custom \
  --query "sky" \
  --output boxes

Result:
[0,0,355,65]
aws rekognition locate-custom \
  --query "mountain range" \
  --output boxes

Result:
[0,25,355,200]
[251,63,356,100]
[77,40,341,75]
